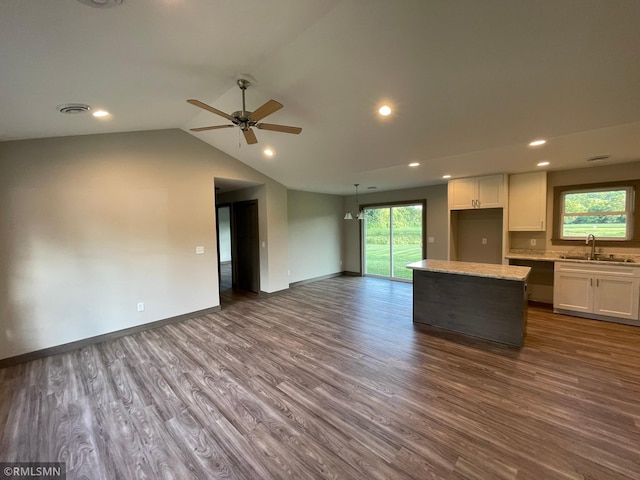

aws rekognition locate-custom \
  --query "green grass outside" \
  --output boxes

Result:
[562,223,626,238]
[365,244,423,280]
[365,227,423,245]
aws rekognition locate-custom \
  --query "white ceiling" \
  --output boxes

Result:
[2,0,640,195]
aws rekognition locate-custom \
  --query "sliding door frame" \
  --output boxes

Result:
[359,199,427,281]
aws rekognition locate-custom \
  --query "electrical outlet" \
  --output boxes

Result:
[195,246,204,254]
[137,302,144,312]
[530,239,537,246]
[482,238,487,245]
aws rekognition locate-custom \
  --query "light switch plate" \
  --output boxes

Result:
[428,236,435,243]
[195,246,204,254]
[482,238,488,245]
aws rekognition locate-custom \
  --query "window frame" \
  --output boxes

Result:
[552,179,640,246]
[559,185,633,240]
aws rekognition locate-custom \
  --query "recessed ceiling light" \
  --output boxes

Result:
[409,162,420,167]
[529,139,546,147]
[442,174,452,179]
[537,161,550,167]
[378,105,392,116]
[92,110,110,118]
[263,148,274,157]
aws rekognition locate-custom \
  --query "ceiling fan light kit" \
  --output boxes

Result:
[187,79,302,145]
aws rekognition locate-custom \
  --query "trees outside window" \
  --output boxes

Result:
[560,187,632,240]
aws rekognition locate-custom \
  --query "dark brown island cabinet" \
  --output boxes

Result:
[407,260,531,347]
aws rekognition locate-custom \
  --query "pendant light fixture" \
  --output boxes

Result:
[344,184,364,220]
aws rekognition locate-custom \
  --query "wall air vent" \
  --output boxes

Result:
[77,0,123,8]
[586,154,611,163]
[57,104,91,115]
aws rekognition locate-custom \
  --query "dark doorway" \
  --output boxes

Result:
[216,204,232,292]
[232,200,260,293]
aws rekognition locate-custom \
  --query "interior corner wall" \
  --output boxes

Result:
[287,190,344,283]
[0,129,288,360]
[343,184,448,273]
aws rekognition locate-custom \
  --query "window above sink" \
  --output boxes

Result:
[560,186,632,240]
[552,179,640,247]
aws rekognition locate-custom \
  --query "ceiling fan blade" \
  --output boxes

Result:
[187,99,235,122]
[256,123,302,134]
[243,128,258,145]
[249,100,283,122]
[190,125,235,132]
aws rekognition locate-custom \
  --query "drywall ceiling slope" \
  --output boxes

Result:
[2,0,640,195]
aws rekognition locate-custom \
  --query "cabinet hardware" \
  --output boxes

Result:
[590,278,593,286]
[596,279,599,287]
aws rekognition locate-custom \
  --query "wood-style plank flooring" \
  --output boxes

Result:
[1,276,639,479]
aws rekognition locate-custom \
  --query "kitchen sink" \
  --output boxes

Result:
[594,257,634,263]
[559,255,634,263]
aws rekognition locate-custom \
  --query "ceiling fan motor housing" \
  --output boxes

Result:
[232,111,254,130]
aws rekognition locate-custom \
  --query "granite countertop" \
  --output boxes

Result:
[506,250,639,265]
[406,259,531,281]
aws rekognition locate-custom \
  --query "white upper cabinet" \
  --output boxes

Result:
[448,174,505,210]
[508,171,547,231]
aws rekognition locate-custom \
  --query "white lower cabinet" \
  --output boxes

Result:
[554,262,640,323]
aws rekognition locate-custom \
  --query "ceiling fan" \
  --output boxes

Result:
[187,79,302,145]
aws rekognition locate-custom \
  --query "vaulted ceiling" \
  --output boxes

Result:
[2,0,639,194]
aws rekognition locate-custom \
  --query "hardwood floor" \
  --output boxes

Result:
[1,276,639,479]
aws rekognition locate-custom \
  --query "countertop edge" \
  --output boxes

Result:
[407,260,531,282]
[506,253,638,266]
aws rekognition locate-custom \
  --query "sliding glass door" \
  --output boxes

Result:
[363,203,425,281]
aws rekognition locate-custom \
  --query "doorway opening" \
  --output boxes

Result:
[216,204,232,292]
[215,200,260,298]
[362,201,426,282]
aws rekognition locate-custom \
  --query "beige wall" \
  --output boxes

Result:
[0,129,289,360]
[287,190,344,283]
[343,184,448,273]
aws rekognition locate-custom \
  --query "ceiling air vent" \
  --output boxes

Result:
[77,0,123,8]
[57,104,91,115]
[586,154,611,163]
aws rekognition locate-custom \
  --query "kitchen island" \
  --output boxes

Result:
[407,260,531,347]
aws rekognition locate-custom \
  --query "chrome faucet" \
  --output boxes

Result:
[586,234,596,260]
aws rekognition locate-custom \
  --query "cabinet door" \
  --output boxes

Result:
[594,276,640,320]
[553,271,593,313]
[448,178,476,209]
[476,175,504,208]
[508,171,547,231]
